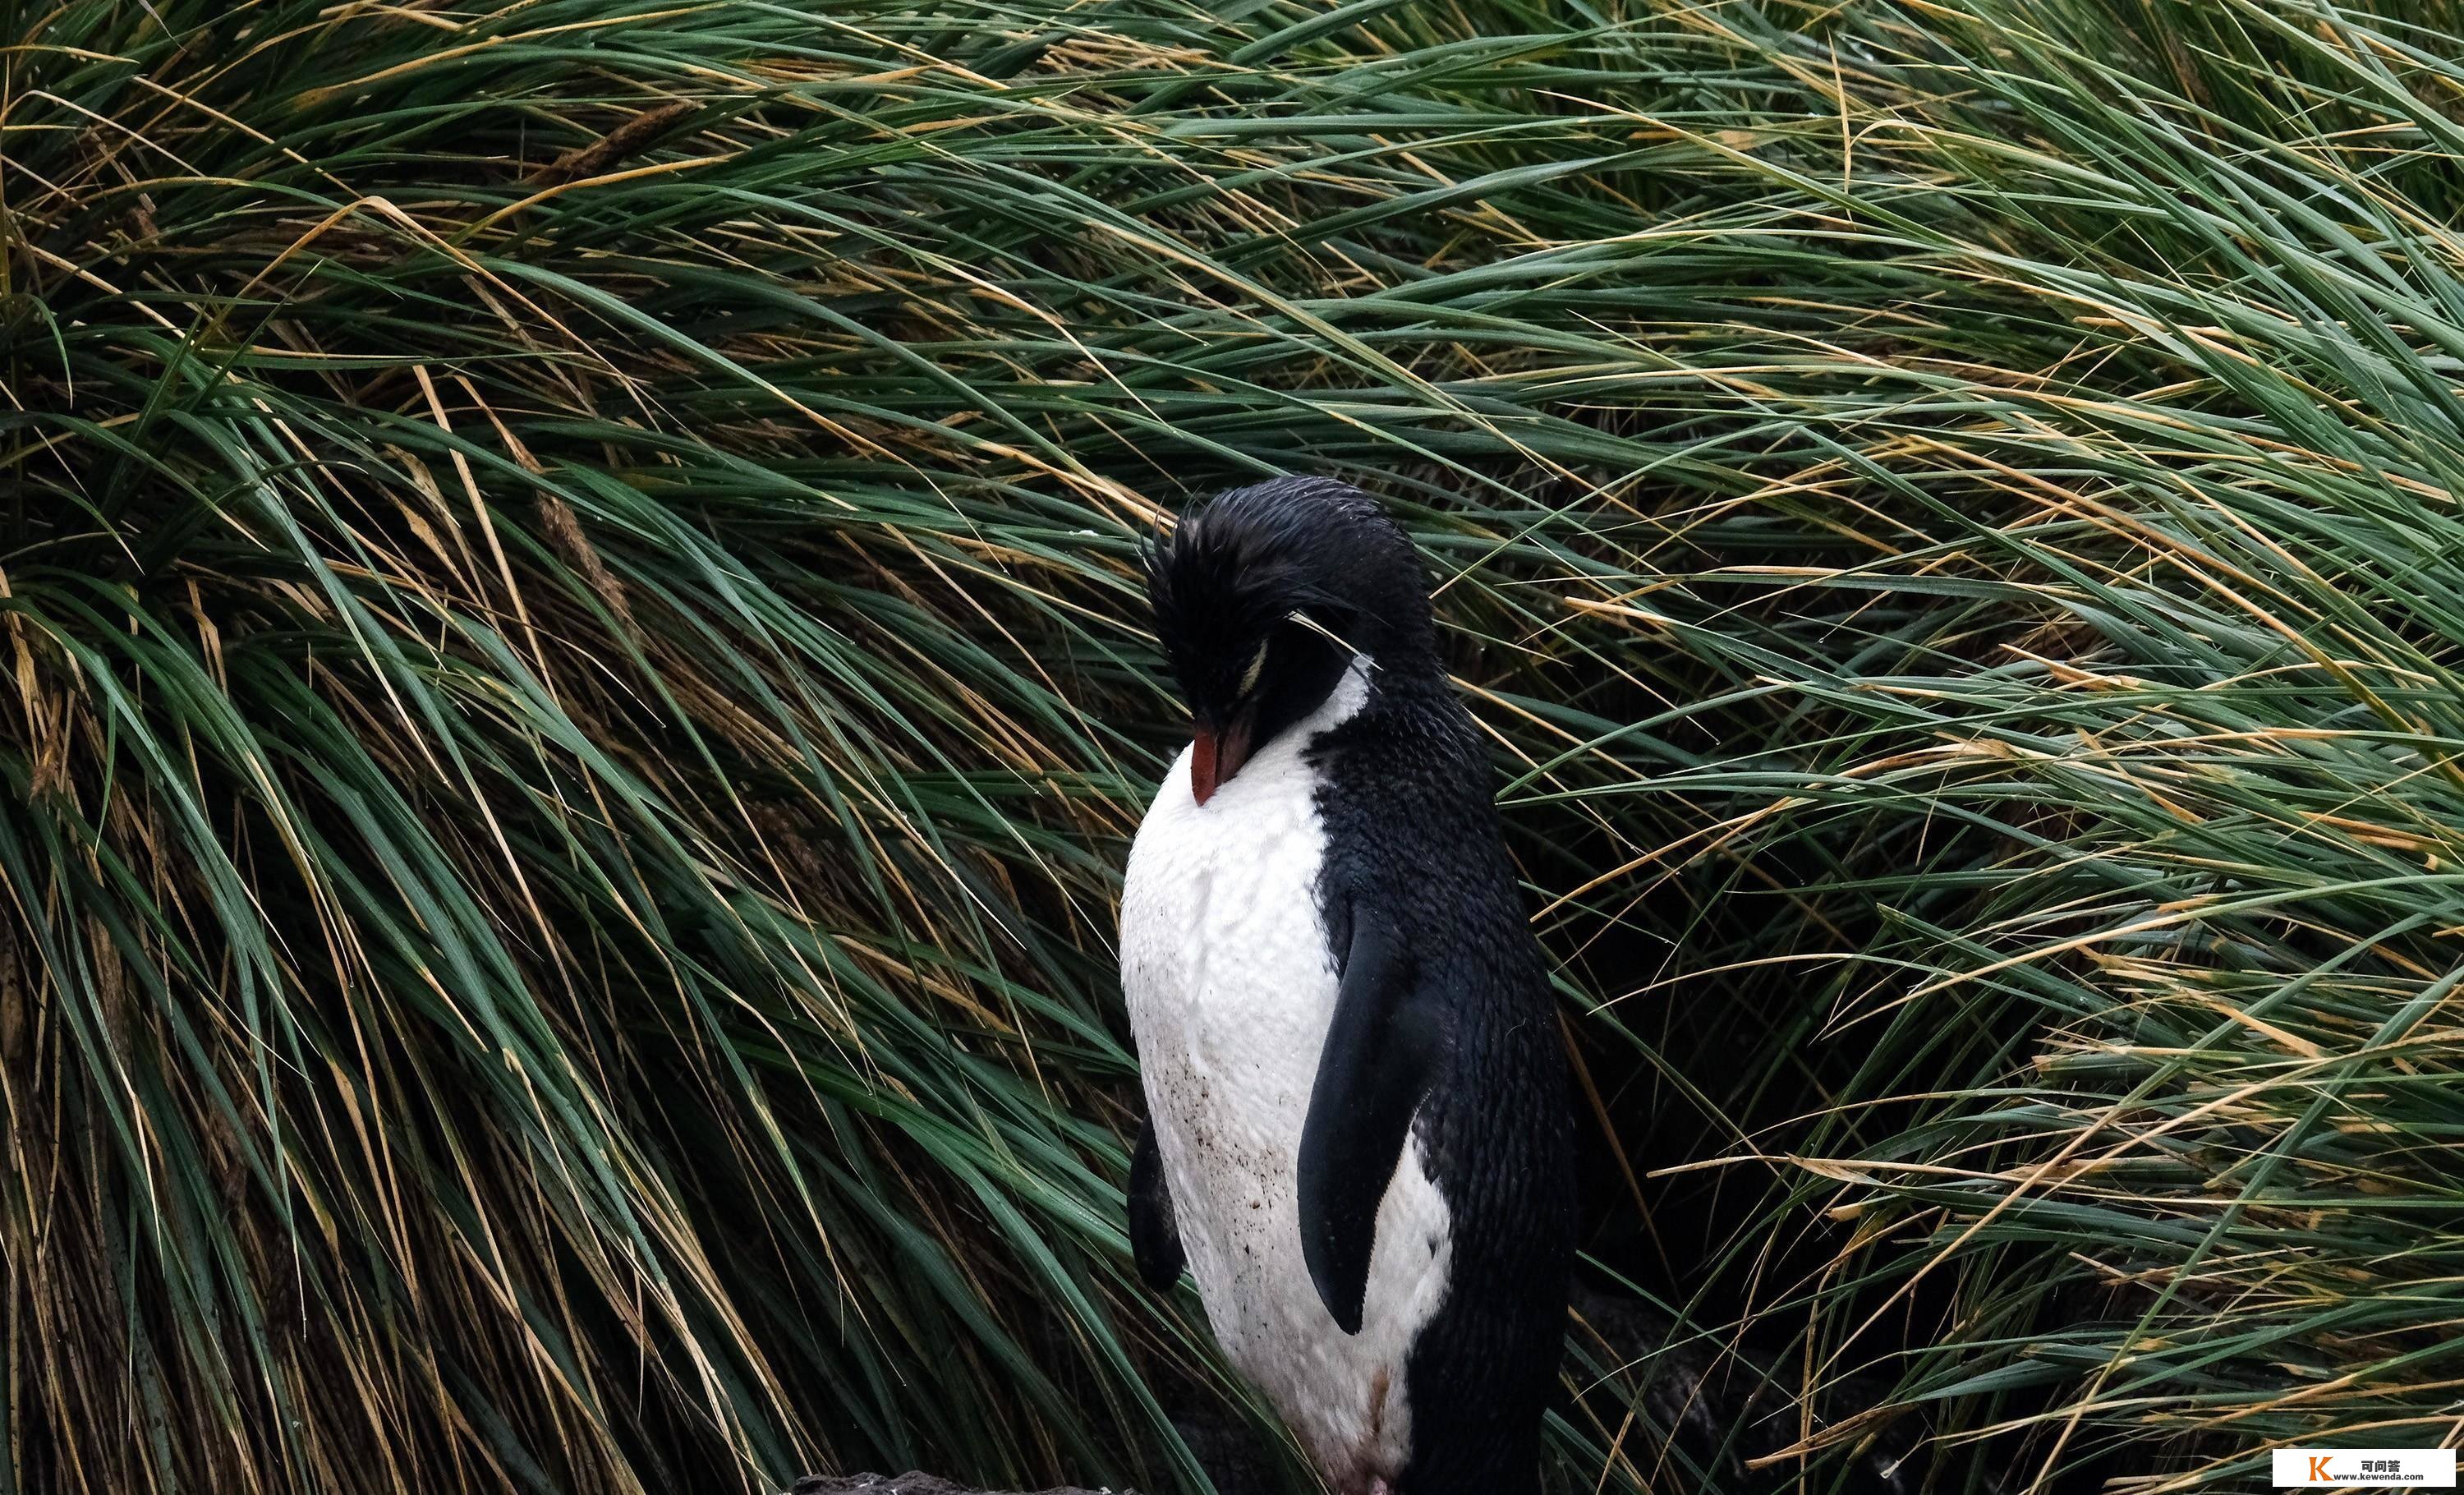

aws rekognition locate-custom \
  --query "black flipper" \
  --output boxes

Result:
[1297,900,1441,1335]
[1129,1116,1186,1290]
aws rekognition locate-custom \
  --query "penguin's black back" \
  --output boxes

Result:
[1310,669,1578,1495]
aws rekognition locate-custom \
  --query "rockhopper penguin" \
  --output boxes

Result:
[1119,477,1578,1495]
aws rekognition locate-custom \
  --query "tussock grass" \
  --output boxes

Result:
[6,0,2462,1491]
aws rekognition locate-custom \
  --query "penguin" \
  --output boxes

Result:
[1118,476,1577,1495]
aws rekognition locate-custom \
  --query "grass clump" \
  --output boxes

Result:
[6,0,2464,1492]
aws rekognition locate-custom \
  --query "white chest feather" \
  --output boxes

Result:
[1119,669,1450,1488]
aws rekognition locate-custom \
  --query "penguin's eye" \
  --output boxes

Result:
[1236,640,1269,698]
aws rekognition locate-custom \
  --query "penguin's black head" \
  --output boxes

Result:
[1145,476,1437,804]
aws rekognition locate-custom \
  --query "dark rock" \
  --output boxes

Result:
[786,1474,1132,1495]
[1170,1409,1280,1495]
[1568,1283,1935,1493]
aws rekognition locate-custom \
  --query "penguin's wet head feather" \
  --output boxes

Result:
[1145,478,1435,798]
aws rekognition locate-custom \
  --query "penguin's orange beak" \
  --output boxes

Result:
[1189,714,1255,806]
